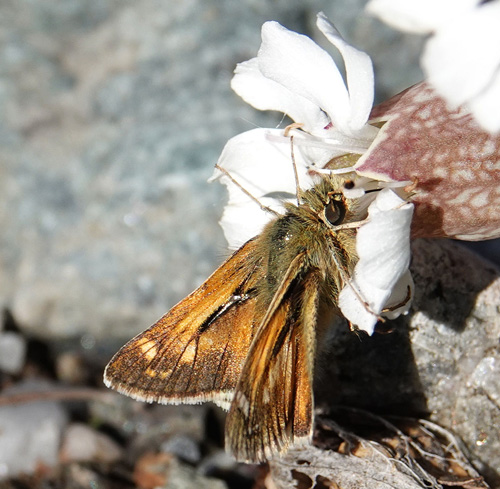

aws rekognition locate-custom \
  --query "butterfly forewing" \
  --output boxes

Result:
[225,251,321,462]
[104,174,361,462]
[104,238,264,408]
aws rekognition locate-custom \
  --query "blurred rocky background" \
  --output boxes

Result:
[1,0,429,343]
[1,1,499,488]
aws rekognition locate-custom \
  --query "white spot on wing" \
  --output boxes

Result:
[139,339,158,361]
[236,391,250,416]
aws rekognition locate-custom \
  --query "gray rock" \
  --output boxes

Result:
[271,414,490,489]
[0,0,425,340]
[410,240,500,486]
[315,239,500,488]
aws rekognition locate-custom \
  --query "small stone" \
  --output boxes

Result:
[198,450,237,475]
[60,423,122,464]
[161,434,201,464]
[0,332,26,374]
[56,352,88,385]
[0,381,67,479]
[64,463,105,489]
[134,452,228,489]
[134,452,173,489]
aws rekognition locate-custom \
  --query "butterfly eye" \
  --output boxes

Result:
[324,199,345,226]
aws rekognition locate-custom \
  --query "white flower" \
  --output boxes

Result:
[338,189,414,335]
[211,13,414,333]
[367,0,500,133]
[213,12,379,247]
[232,12,376,138]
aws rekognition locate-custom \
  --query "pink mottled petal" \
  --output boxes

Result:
[356,82,500,240]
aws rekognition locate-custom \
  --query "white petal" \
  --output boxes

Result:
[216,202,270,251]
[231,58,329,130]
[382,270,414,320]
[266,127,370,172]
[366,0,480,34]
[258,21,351,133]
[468,68,500,133]
[355,190,413,289]
[212,128,311,197]
[338,189,414,334]
[211,128,313,248]
[422,1,500,110]
[316,12,374,131]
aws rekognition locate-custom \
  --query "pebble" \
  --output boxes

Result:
[161,434,201,464]
[134,452,228,489]
[0,332,26,374]
[0,381,67,479]
[60,423,123,464]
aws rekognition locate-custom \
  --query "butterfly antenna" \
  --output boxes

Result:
[284,123,303,205]
[214,164,279,216]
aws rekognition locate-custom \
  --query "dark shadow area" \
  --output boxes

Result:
[461,238,500,267]
[315,313,428,418]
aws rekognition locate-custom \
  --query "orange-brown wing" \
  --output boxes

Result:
[104,238,264,409]
[225,252,321,462]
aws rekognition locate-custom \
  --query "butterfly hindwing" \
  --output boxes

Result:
[225,251,321,462]
[104,238,264,408]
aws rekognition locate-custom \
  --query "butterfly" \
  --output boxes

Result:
[104,172,369,462]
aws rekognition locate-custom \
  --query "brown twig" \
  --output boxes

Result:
[0,387,114,406]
